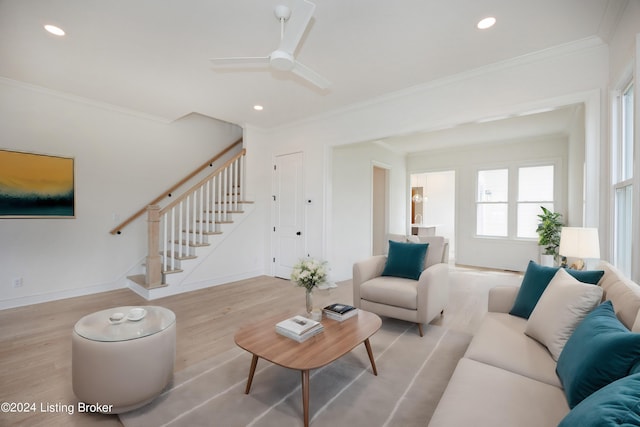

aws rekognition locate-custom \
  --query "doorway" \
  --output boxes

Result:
[410,170,456,261]
[372,165,389,255]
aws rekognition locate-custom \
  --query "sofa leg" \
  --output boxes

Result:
[440,309,444,316]
[417,323,424,337]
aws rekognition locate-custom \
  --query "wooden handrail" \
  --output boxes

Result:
[110,137,243,235]
[160,149,246,215]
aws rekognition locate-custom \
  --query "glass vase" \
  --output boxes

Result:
[305,289,313,314]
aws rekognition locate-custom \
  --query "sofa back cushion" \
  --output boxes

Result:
[597,261,640,332]
[416,236,445,269]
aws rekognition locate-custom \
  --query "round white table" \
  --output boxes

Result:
[72,306,176,413]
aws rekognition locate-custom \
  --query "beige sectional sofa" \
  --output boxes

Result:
[429,261,640,427]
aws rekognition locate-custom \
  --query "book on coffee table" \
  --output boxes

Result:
[323,303,358,322]
[275,315,324,342]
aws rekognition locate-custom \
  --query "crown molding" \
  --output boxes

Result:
[267,36,607,135]
[0,77,172,124]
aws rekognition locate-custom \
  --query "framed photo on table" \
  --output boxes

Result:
[0,149,75,218]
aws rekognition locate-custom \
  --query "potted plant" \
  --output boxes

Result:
[535,206,563,266]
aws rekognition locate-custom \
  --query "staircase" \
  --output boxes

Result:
[120,142,253,299]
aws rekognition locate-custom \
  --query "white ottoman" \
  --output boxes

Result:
[72,306,176,413]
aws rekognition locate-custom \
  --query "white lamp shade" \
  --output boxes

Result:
[559,227,600,259]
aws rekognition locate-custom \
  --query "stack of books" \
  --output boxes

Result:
[323,303,358,322]
[275,315,324,342]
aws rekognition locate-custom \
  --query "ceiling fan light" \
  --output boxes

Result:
[44,24,65,36]
[477,17,496,30]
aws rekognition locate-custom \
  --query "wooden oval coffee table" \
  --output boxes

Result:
[234,310,382,427]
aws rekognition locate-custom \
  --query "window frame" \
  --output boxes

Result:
[475,160,560,240]
[611,79,635,278]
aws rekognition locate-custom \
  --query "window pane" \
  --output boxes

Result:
[477,203,508,236]
[614,185,632,277]
[518,202,553,238]
[622,84,634,181]
[478,169,508,202]
[519,166,554,201]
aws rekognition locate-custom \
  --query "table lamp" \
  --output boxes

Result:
[559,227,600,270]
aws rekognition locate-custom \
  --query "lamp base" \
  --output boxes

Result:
[569,259,585,270]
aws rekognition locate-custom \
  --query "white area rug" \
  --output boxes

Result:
[120,319,471,427]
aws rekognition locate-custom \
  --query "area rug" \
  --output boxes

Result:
[119,319,471,427]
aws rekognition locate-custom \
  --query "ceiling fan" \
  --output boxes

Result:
[210,0,330,90]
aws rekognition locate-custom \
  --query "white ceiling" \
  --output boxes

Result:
[0,0,623,131]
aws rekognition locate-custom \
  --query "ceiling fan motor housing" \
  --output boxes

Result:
[270,50,295,71]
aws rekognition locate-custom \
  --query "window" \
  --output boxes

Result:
[477,169,508,236]
[476,165,555,238]
[517,165,554,238]
[613,82,634,277]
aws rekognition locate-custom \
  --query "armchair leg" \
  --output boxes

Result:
[417,323,424,337]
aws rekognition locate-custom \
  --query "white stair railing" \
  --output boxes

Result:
[145,149,246,287]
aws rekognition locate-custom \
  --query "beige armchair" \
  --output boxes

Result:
[353,235,449,336]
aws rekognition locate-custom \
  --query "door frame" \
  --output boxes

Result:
[371,161,391,256]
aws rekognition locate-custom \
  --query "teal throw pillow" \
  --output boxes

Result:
[559,373,640,426]
[556,300,640,408]
[509,260,604,319]
[381,241,428,280]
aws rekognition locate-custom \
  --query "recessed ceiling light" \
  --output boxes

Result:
[477,17,496,30]
[253,105,264,111]
[44,24,65,36]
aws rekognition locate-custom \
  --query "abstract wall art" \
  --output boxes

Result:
[0,150,75,218]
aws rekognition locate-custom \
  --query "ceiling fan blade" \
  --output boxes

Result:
[210,56,270,66]
[291,60,330,89]
[278,0,315,54]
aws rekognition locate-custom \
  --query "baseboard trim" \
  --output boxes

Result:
[0,279,127,311]
[128,269,266,300]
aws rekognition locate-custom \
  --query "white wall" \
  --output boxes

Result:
[331,142,406,279]
[0,79,245,308]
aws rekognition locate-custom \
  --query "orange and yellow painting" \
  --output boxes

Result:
[0,150,74,217]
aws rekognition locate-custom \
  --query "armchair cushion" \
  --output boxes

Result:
[381,240,428,280]
[359,276,419,310]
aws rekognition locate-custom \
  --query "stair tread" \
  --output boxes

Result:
[162,251,197,260]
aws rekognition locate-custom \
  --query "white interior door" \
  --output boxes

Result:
[273,152,305,278]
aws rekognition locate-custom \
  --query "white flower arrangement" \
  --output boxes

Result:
[291,258,328,292]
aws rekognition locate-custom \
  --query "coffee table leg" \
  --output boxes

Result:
[245,354,259,394]
[364,338,378,376]
[301,369,310,427]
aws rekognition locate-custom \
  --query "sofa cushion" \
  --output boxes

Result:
[359,276,418,310]
[429,358,569,427]
[464,312,561,387]
[381,240,428,280]
[556,300,640,408]
[597,261,640,331]
[525,268,603,361]
[509,261,604,319]
[558,373,640,426]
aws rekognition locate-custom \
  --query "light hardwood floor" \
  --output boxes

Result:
[0,267,521,426]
